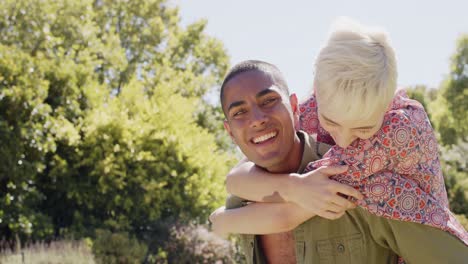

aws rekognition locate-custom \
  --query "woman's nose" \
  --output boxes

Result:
[334,133,355,148]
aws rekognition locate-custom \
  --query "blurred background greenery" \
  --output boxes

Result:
[0,0,466,263]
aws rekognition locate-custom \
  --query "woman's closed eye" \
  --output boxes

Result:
[358,129,371,134]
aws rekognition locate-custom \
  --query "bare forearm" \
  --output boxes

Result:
[211,203,315,235]
[226,161,298,203]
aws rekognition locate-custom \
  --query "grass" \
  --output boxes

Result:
[0,240,95,264]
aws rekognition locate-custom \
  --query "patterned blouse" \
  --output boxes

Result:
[299,90,468,246]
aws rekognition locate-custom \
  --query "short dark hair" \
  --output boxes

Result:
[220,60,289,110]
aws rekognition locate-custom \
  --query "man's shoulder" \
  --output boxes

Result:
[297,130,331,173]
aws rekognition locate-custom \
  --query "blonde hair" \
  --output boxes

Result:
[314,17,397,120]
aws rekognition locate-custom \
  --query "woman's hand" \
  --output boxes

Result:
[290,166,364,220]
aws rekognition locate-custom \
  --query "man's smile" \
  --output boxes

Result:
[251,131,278,144]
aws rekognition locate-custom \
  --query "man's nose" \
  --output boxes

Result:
[250,107,268,128]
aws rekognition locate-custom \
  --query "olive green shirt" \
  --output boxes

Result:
[226,131,468,264]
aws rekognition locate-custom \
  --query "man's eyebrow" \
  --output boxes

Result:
[256,89,277,99]
[227,89,278,112]
[228,88,278,112]
[227,101,245,112]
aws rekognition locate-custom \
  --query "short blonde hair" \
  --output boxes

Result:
[314,18,397,120]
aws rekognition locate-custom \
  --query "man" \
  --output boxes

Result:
[210,60,468,264]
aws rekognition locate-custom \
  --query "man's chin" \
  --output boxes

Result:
[251,154,283,171]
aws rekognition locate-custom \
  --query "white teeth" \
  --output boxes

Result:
[253,132,277,144]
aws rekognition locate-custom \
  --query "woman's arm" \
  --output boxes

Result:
[209,202,317,238]
[226,160,361,219]
[226,160,297,203]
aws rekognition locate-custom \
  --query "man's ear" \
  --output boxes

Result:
[223,120,236,143]
[290,93,298,113]
[289,93,300,130]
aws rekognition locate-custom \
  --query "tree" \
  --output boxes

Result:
[439,142,468,217]
[0,44,57,241]
[430,35,468,146]
[423,35,468,218]
[0,0,234,250]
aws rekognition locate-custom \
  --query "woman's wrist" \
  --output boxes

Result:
[283,173,302,203]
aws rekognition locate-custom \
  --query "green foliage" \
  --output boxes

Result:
[92,229,147,264]
[0,44,57,240]
[427,35,468,217]
[0,0,234,254]
[430,35,468,146]
[440,143,468,217]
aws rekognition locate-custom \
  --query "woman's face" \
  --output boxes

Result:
[317,106,385,148]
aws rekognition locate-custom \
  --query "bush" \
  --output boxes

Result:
[153,223,242,264]
[92,229,147,264]
[0,0,232,243]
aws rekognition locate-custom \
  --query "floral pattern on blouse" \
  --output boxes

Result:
[299,90,468,247]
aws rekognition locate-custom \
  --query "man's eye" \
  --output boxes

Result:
[233,110,246,117]
[262,98,277,105]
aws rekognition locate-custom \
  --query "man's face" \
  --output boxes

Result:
[222,70,300,172]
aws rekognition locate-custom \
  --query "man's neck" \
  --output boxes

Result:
[266,132,304,173]
[259,132,303,264]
